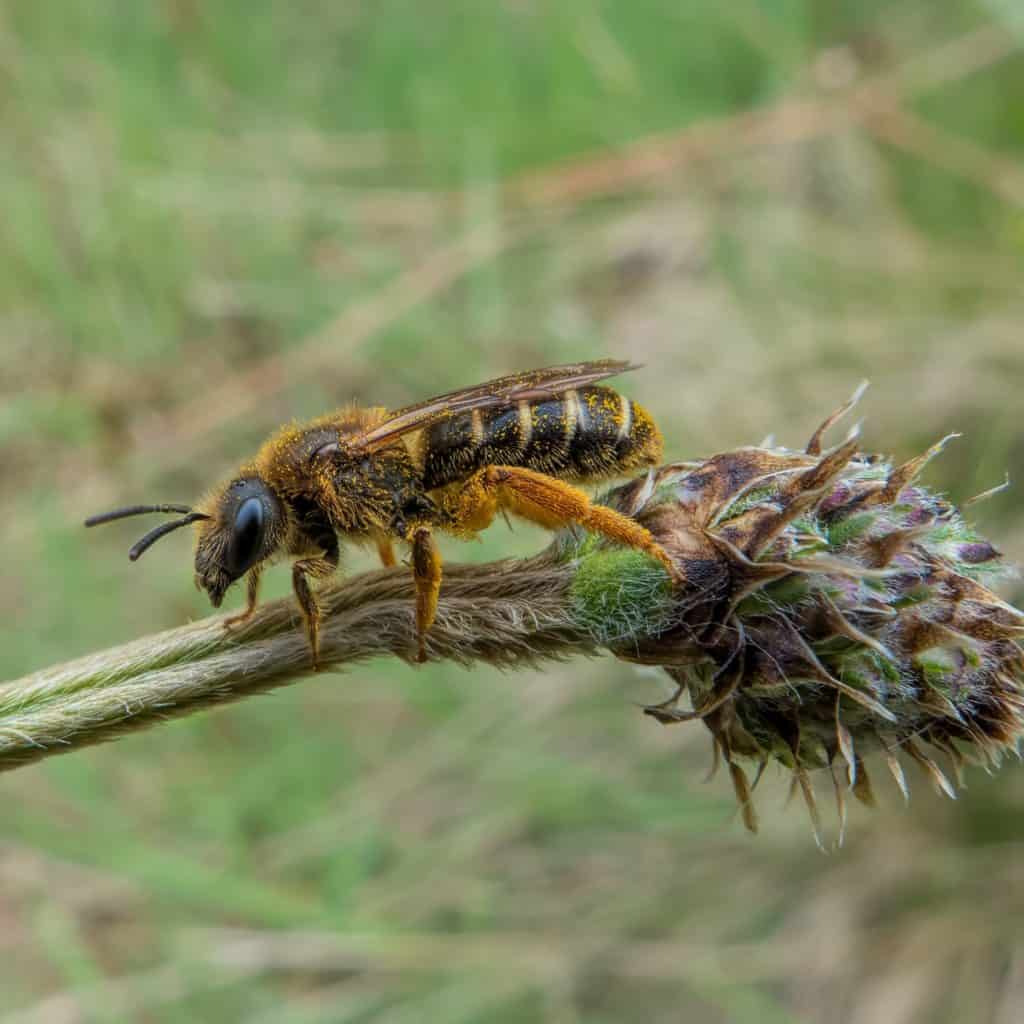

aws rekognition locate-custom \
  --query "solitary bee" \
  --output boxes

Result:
[86,360,674,666]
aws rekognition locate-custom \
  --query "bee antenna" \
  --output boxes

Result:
[84,504,196,528]
[128,513,210,562]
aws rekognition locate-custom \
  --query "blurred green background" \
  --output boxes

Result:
[2,1,1024,1021]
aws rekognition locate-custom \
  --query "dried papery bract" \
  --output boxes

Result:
[568,395,1023,841]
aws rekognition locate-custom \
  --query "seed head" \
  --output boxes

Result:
[569,391,1023,843]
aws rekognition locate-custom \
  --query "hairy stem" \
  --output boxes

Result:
[0,555,594,773]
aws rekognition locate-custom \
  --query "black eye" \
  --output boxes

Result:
[227,497,265,577]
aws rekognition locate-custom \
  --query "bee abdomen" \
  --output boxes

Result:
[569,385,662,477]
[421,386,662,490]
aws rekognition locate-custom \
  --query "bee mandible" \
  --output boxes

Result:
[86,360,676,666]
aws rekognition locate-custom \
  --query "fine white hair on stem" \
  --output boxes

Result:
[0,557,593,773]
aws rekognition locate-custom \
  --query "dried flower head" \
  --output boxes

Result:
[567,388,1023,843]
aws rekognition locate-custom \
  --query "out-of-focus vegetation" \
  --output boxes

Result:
[1,1,1023,1021]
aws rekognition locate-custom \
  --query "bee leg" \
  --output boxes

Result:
[454,466,680,582]
[292,548,340,670]
[224,568,262,630]
[410,526,443,664]
[375,536,398,568]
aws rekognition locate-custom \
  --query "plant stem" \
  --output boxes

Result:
[0,556,594,773]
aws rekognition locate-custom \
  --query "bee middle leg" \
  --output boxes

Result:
[448,466,680,580]
[292,549,340,669]
[410,526,442,664]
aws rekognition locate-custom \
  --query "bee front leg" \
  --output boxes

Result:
[375,535,397,568]
[224,568,262,630]
[410,526,442,664]
[292,545,340,670]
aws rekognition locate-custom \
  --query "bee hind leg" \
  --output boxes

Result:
[410,526,443,664]
[449,466,680,582]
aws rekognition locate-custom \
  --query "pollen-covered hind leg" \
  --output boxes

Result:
[410,527,443,663]
[448,466,680,581]
[224,568,262,630]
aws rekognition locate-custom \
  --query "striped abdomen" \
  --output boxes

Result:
[417,386,663,491]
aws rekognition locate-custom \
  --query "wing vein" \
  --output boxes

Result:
[343,359,641,454]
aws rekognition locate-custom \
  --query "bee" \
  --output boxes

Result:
[85,360,675,666]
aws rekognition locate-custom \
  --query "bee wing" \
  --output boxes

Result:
[344,359,641,454]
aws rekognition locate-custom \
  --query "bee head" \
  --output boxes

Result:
[85,476,285,610]
[193,477,285,607]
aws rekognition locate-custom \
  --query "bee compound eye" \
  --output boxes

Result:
[227,496,265,577]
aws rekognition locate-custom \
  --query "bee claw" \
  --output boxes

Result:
[653,548,682,584]
[309,638,322,671]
